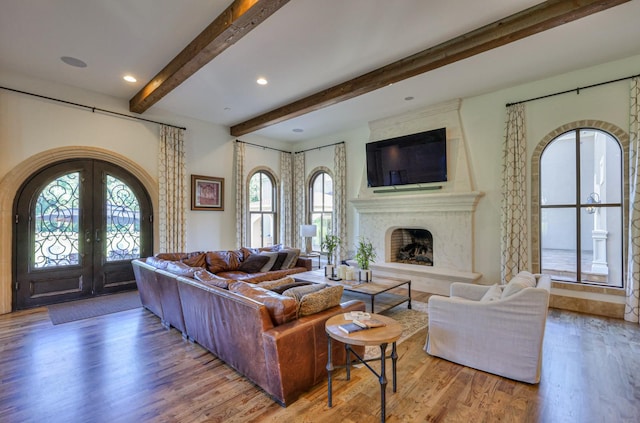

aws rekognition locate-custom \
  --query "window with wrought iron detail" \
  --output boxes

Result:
[539,128,623,287]
[249,170,276,248]
[310,171,333,252]
[34,172,80,268]
[106,175,141,261]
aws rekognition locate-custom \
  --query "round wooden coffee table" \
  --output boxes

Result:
[325,313,402,423]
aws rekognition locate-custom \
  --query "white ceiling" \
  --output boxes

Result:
[1,0,640,142]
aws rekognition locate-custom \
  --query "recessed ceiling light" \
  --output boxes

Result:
[256,77,268,85]
[123,75,137,83]
[404,96,415,101]
[61,56,87,68]
[292,128,304,133]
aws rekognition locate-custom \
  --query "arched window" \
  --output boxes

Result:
[248,170,277,248]
[539,128,623,287]
[309,171,333,251]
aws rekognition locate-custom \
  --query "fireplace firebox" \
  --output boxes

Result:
[390,228,433,266]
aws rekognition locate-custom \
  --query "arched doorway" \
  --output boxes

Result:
[13,159,153,309]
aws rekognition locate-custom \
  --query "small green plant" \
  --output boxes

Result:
[321,234,341,265]
[355,237,377,270]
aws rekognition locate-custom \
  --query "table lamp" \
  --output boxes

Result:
[300,224,317,255]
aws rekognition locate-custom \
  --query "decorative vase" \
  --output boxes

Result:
[325,264,335,278]
[359,269,372,283]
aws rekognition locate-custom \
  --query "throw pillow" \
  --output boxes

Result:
[229,281,297,325]
[280,248,301,269]
[257,276,296,290]
[501,280,528,298]
[269,252,289,271]
[238,254,271,273]
[269,281,312,294]
[480,284,503,302]
[193,269,230,289]
[258,252,279,272]
[282,283,327,302]
[298,285,344,317]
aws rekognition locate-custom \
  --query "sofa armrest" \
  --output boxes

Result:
[262,300,365,406]
[295,257,313,271]
[450,282,490,300]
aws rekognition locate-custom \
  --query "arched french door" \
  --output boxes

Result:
[13,159,153,309]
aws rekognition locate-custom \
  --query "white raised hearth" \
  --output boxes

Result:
[352,99,483,295]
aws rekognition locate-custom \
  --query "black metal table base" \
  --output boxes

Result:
[327,336,398,423]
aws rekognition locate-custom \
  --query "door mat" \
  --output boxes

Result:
[363,300,428,359]
[47,290,142,325]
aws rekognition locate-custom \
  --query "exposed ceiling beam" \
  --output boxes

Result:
[129,0,290,114]
[230,0,629,136]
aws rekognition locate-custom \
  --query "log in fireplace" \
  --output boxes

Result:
[390,228,433,266]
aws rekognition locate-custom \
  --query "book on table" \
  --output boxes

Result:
[338,318,386,334]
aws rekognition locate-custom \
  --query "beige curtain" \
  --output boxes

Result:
[293,152,306,250]
[625,77,640,324]
[500,104,528,283]
[333,143,347,262]
[235,141,246,249]
[158,125,186,252]
[280,152,293,247]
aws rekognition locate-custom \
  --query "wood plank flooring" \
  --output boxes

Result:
[1,293,639,423]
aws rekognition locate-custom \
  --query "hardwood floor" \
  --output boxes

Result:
[1,294,639,423]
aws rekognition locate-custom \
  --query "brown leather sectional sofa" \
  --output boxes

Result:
[132,247,365,406]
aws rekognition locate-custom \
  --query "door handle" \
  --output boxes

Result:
[86,230,92,243]
[95,230,101,242]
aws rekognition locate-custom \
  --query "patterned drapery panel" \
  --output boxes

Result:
[293,152,306,250]
[234,142,246,249]
[280,152,293,247]
[500,104,528,283]
[626,77,640,324]
[334,143,347,262]
[158,125,186,252]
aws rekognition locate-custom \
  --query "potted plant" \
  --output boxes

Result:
[321,234,341,276]
[355,237,377,282]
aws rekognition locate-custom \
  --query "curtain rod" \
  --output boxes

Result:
[295,141,344,154]
[506,72,640,107]
[0,85,187,130]
[235,139,290,154]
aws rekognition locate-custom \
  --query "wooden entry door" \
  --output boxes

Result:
[14,159,153,309]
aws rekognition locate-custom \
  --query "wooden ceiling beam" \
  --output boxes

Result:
[230,0,629,136]
[129,0,290,114]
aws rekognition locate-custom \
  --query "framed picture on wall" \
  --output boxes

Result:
[191,175,224,211]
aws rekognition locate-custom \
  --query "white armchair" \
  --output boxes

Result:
[424,273,551,383]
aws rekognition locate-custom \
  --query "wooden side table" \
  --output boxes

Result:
[299,252,321,269]
[325,313,403,423]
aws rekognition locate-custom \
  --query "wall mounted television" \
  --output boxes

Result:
[366,127,447,188]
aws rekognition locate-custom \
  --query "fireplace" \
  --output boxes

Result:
[391,228,433,266]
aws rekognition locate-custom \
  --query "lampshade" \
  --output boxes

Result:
[300,224,317,237]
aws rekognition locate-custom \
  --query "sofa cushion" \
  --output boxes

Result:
[298,285,344,317]
[259,244,283,252]
[257,276,297,290]
[193,269,230,289]
[283,283,327,302]
[480,284,503,302]
[145,256,170,270]
[182,252,207,268]
[238,254,271,273]
[229,281,297,325]
[205,250,242,273]
[165,261,203,277]
[155,252,188,261]
[259,251,280,272]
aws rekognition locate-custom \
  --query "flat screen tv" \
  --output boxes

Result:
[366,127,447,188]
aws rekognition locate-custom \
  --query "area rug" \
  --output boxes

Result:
[48,290,142,325]
[363,300,428,359]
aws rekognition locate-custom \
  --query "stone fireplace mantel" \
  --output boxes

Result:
[351,191,483,214]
